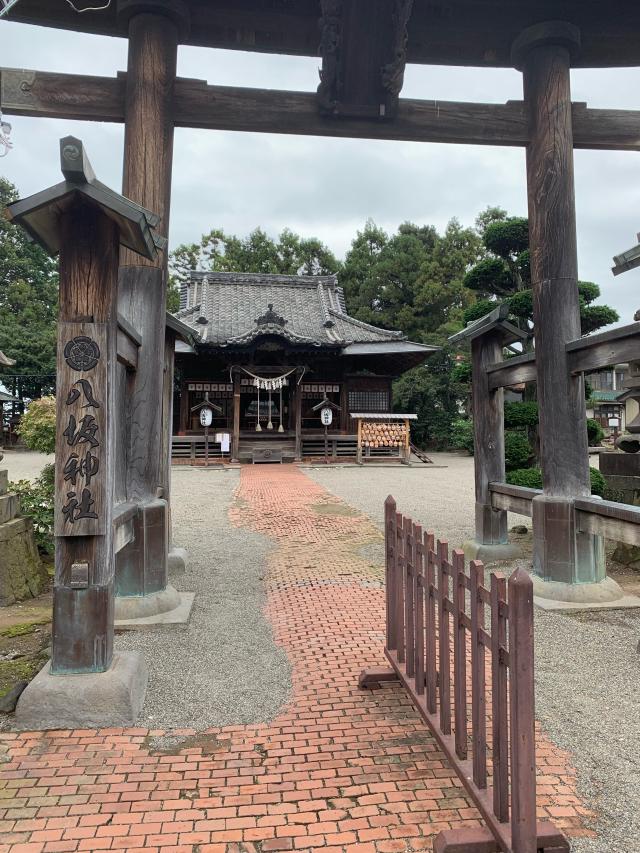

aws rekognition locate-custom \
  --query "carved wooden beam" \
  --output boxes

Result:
[487,322,640,390]
[3,67,640,151]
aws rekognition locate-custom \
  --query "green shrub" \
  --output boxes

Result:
[587,418,604,446]
[16,396,56,454]
[504,401,539,429]
[504,430,532,470]
[450,418,474,454]
[506,468,542,489]
[10,463,54,555]
[506,465,606,497]
[589,467,606,498]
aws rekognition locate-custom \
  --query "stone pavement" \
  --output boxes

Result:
[0,465,593,852]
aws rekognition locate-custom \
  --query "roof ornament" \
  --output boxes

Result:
[256,304,287,327]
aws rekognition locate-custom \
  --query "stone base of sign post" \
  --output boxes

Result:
[14,651,148,730]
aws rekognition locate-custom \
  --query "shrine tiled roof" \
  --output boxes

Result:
[174,271,407,348]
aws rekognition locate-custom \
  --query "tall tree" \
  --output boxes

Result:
[463,214,619,334]
[341,217,483,447]
[0,178,58,401]
[169,227,340,310]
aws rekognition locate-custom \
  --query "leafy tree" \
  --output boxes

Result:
[169,227,340,311]
[0,179,58,401]
[463,214,619,336]
[16,396,56,454]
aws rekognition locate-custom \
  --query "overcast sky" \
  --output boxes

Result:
[1,19,639,325]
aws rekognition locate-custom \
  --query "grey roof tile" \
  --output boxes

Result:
[175,271,405,346]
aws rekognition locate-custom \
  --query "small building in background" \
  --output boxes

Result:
[170,271,435,463]
[586,363,638,437]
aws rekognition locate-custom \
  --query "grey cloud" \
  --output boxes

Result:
[1,20,639,323]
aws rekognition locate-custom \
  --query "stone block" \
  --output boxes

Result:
[15,651,148,730]
[0,516,47,607]
[0,468,8,496]
[0,492,19,524]
[532,495,605,585]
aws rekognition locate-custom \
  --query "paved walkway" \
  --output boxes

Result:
[0,466,592,852]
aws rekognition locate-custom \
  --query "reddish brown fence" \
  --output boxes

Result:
[360,496,569,853]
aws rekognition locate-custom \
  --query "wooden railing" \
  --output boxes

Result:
[360,496,569,853]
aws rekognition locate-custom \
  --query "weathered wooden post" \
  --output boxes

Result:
[7,137,163,728]
[450,306,527,560]
[115,0,191,612]
[513,22,611,598]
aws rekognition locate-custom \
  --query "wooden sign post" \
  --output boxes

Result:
[6,136,163,727]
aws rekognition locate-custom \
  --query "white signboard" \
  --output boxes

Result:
[608,417,620,428]
[321,407,333,426]
[200,407,213,427]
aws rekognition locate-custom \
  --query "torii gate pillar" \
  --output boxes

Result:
[515,23,617,601]
[115,0,189,612]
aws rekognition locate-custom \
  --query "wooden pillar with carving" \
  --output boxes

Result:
[116,0,188,600]
[7,137,160,726]
[514,22,604,586]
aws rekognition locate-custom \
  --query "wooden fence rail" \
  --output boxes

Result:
[361,496,569,853]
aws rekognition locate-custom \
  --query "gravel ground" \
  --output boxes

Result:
[1,449,53,481]
[304,452,530,541]
[116,466,291,730]
[306,455,640,853]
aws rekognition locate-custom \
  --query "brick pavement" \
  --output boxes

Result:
[0,465,594,852]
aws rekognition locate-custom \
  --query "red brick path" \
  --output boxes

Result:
[0,466,593,852]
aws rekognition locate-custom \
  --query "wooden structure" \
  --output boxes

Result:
[360,497,570,853]
[451,303,640,592]
[171,272,433,464]
[6,137,164,675]
[352,412,414,464]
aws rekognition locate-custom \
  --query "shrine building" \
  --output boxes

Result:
[170,271,435,463]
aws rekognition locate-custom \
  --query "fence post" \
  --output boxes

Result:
[385,496,397,651]
[395,513,405,664]
[425,531,437,714]
[405,520,416,678]
[509,567,536,853]
[438,540,451,735]
[453,549,468,760]
[470,560,487,789]
[413,523,425,695]
[491,572,509,823]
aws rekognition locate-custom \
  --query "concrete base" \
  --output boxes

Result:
[115,591,195,630]
[14,651,148,730]
[463,539,523,563]
[168,546,188,577]
[114,583,181,620]
[531,574,640,611]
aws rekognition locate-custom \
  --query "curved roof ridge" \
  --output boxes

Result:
[328,309,405,339]
[189,270,339,287]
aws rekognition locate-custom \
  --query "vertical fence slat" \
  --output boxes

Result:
[509,568,536,853]
[438,540,451,735]
[405,521,415,678]
[385,496,397,651]
[414,523,425,695]
[491,572,509,823]
[425,532,437,714]
[470,559,487,789]
[453,549,468,761]
[395,513,405,664]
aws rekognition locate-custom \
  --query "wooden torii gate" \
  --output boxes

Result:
[2,2,640,716]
